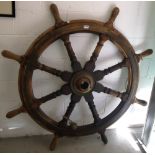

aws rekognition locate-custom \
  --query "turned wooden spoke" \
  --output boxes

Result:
[37,84,71,105]
[84,35,108,72]
[34,62,72,82]
[94,58,128,81]
[59,94,81,127]
[84,93,101,123]
[61,35,82,72]
[94,82,124,99]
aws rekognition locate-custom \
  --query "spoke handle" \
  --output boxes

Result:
[109,7,119,23]
[106,7,119,26]
[50,4,64,25]
[6,106,26,118]
[2,50,23,63]
[139,49,153,57]
[134,98,147,106]
[136,49,153,62]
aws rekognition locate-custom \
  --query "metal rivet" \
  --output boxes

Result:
[83,25,90,29]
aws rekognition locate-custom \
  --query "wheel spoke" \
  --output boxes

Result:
[84,93,101,123]
[94,82,124,99]
[61,35,82,72]
[93,58,128,81]
[37,84,71,105]
[84,34,108,72]
[34,62,72,82]
[59,94,81,127]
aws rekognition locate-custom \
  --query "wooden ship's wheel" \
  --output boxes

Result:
[1,4,153,151]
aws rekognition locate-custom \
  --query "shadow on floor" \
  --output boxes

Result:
[0,129,142,153]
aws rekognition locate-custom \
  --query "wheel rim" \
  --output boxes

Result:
[19,20,139,136]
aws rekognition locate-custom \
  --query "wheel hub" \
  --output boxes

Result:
[70,71,95,95]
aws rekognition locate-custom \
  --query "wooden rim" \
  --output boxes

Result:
[18,20,139,136]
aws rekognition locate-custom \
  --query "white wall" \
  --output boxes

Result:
[0,1,155,138]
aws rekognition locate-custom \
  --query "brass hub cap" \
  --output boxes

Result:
[70,71,95,95]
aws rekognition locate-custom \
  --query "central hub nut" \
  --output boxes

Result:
[70,71,95,95]
[76,78,91,92]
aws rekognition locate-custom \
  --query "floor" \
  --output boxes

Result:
[146,127,155,154]
[0,129,143,153]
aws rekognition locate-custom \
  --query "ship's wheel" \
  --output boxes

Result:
[1,4,153,151]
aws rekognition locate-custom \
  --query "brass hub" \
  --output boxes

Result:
[70,71,95,95]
